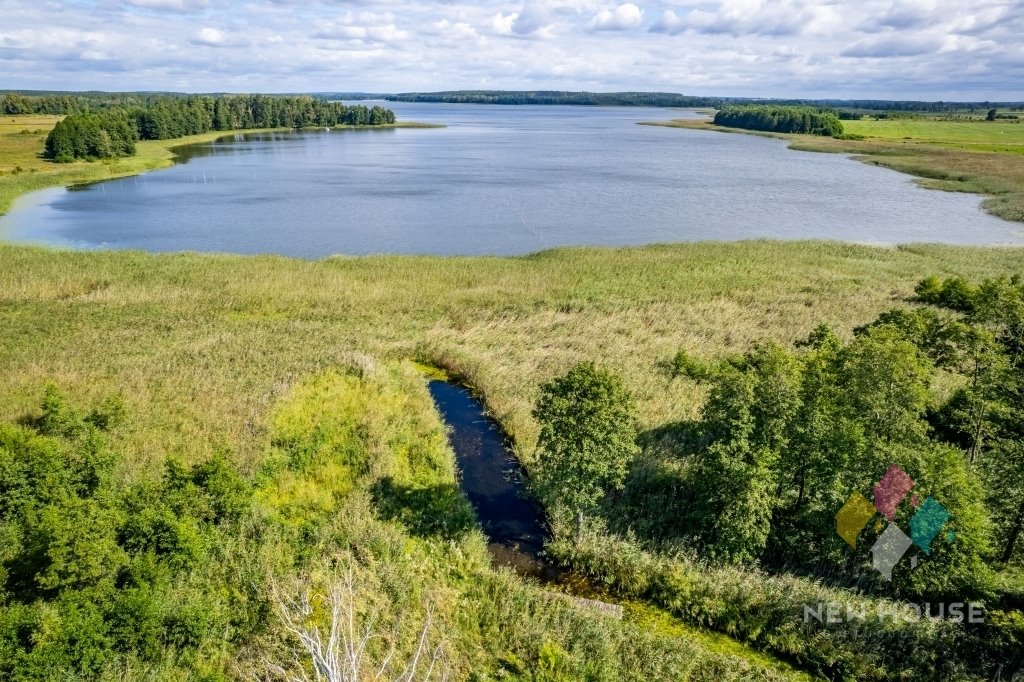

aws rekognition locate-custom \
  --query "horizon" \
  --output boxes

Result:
[4,88,1023,107]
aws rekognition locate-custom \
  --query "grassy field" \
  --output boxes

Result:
[643,117,1024,223]
[2,241,1022,474]
[843,118,1024,154]
[0,115,439,216]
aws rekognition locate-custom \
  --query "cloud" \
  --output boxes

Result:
[366,24,409,42]
[649,9,686,35]
[840,35,945,58]
[191,27,230,47]
[653,0,816,38]
[490,11,518,35]
[315,25,368,40]
[508,3,559,38]
[123,0,209,12]
[858,0,939,32]
[589,3,644,31]
[424,19,481,42]
[313,12,408,43]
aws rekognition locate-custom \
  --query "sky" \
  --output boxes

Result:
[2,0,1023,100]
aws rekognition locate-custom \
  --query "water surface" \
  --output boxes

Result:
[2,103,1019,256]
[427,380,549,574]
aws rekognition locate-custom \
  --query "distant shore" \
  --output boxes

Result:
[0,118,443,216]
[642,117,1024,224]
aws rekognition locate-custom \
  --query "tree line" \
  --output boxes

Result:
[386,90,730,107]
[381,91,1024,113]
[713,104,845,136]
[43,95,397,162]
[2,92,167,116]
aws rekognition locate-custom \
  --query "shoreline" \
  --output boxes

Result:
[640,118,1024,224]
[0,120,444,216]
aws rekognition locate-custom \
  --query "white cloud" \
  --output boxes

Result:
[191,27,229,46]
[490,11,518,35]
[651,0,819,37]
[509,3,559,38]
[366,24,409,42]
[589,3,644,30]
[841,35,946,58]
[0,0,1020,99]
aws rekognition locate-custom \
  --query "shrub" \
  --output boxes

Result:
[532,362,640,524]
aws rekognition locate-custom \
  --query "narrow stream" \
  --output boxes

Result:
[426,380,556,578]
[427,378,816,677]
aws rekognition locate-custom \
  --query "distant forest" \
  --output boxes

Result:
[378,90,1024,112]
[6,89,1024,115]
[30,95,396,163]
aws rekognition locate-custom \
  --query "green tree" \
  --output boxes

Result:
[532,362,639,529]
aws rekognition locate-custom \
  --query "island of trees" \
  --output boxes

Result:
[42,95,396,163]
[713,104,845,136]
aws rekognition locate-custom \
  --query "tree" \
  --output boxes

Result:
[987,108,998,121]
[689,366,779,564]
[532,362,639,529]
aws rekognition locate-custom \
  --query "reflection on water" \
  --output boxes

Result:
[1,102,1019,256]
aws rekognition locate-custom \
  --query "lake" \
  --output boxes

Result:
[1,103,1019,256]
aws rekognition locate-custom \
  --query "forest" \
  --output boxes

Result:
[41,95,396,162]
[713,105,845,136]
[385,90,728,106]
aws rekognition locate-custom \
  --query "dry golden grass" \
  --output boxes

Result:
[1,241,1021,477]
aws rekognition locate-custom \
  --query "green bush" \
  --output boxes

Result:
[532,362,640,524]
[548,529,1014,680]
[0,387,255,679]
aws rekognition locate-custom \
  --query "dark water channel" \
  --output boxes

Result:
[426,380,555,578]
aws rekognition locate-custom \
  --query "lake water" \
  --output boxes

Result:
[1,103,1019,256]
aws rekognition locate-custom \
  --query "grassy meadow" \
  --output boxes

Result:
[843,118,1024,154]
[2,241,1022,472]
[644,117,1024,222]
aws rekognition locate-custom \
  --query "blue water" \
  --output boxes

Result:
[1,103,1019,256]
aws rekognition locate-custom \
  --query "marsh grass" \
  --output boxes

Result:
[2,241,1022,476]
[9,241,1020,676]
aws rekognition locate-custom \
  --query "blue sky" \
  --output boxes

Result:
[2,0,1022,99]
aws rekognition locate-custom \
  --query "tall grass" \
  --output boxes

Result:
[549,527,1022,681]
[2,243,1023,678]
[1,241,1021,473]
